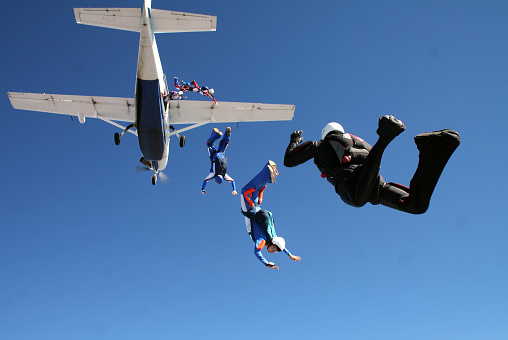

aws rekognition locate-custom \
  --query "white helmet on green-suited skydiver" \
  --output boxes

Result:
[271,236,285,252]
[321,122,345,140]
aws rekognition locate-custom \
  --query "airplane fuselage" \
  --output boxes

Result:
[135,0,169,172]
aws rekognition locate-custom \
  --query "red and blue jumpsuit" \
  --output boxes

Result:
[240,162,293,266]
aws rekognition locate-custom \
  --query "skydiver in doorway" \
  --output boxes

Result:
[284,115,460,214]
[163,90,186,103]
[240,161,301,269]
[201,127,237,196]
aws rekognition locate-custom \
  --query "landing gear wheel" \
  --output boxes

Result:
[152,174,157,185]
[179,135,186,148]
[114,133,121,145]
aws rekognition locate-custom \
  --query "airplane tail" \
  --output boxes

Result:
[74,8,216,33]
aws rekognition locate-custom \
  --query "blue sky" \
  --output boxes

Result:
[1,0,507,339]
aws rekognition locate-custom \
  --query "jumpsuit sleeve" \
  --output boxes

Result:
[283,248,293,257]
[224,174,236,192]
[284,140,319,167]
[254,239,269,265]
[202,172,215,191]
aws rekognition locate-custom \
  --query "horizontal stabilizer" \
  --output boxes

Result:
[168,100,294,125]
[74,8,216,33]
[74,8,142,32]
[8,92,136,123]
[151,10,216,33]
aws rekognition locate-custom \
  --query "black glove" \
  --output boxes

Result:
[376,115,406,140]
[290,130,304,144]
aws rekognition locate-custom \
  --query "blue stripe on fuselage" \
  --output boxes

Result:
[136,78,165,161]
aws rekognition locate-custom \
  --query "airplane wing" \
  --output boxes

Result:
[7,92,136,123]
[168,100,294,124]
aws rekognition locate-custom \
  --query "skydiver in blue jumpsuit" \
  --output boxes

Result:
[240,161,301,269]
[201,127,237,196]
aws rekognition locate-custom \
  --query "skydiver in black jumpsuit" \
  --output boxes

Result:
[283,115,460,214]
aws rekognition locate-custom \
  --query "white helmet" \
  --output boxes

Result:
[209,88,214,95]
[321,122,344,140]
[271,236,285,252]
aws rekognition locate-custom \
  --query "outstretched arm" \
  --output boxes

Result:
[254,240,270,265]
[224,174,237,195]
[201,173,215,194]
[284,130,318,167]
[283,248,301,261]
[254,246,280,270]
[201,180,208,194]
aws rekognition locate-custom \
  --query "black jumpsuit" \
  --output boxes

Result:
[284,116,460,214]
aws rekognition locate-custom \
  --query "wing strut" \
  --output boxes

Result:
[168,122,209,137]
[99,118,138,136]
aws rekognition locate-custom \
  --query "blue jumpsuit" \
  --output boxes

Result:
[201,130,236,192]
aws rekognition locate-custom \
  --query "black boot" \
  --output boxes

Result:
[376,115,406,144]
[405,129,461,214]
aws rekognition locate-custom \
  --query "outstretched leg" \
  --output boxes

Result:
[406,129,460,213]
[206,128,222,148]
[218,127,231,152]
[377,129,460,214]
[377,181,411,212]
[349,115,406,207]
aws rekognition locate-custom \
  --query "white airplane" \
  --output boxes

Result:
[8,0,294,185]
